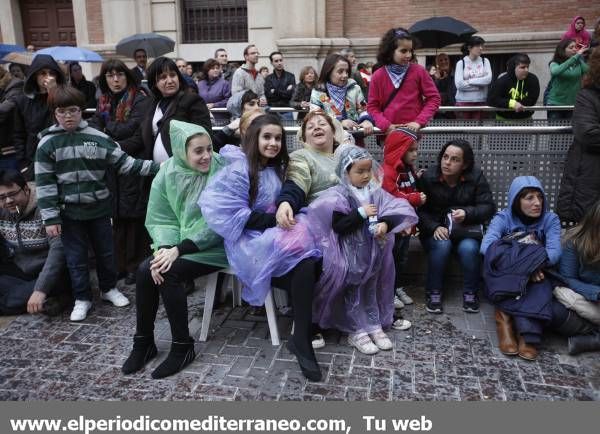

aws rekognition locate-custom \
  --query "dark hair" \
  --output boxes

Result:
[146,57,187,99]
[269,51,282,62]
[214,48,226,57]
[241,89,259,108]
[376,27,416,65]
[357,62,367,70]
[244,114,289,206]
[98,58,137,94]
[47,85,86,111]
[512,187,544,220]
[185,132,210,150]
[318,54,351,86]
[552,38,575,64]
[583,47,600,88]
[0,169,27,189]
[68,62,82,74]
[437,139,475,173]
[259,66,269,74]
[511,53,531,67]
[461,36,486,56]
[202,58,220,78]
[133,48,147,57]
[243,44,257,57]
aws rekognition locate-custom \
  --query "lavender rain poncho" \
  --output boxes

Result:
[199,147,321,306]
[307,145,418,333]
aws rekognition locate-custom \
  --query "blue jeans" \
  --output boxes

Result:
[421,236,482,294]
[61,216,117,301]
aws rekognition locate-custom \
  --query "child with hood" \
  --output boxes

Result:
[562,16,591,50]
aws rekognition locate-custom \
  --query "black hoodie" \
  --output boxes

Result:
[13,54,66,180]
[487,56,540,120]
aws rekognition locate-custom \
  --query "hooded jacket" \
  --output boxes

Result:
[145,120,228,266]
[13,55,66,179]
[382,128,423,207]
[480,176,562,265]
[0,77,23,158]
[562,16,591,49]
[556,85,600,222]
[487,56,540,120]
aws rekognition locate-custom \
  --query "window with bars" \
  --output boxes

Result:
[181,0,248,43]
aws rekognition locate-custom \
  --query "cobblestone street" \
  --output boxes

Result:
[1,280,599,401]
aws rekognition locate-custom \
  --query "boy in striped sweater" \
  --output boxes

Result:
[35,86,160,321]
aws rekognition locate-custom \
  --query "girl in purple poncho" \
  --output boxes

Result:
[307,145,418,354]
[199,114,323,381]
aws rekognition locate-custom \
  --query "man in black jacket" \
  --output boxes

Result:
[488,53,540,120]
[264,52,296,120]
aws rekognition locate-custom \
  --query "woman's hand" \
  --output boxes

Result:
[577,46,589,56]
[451,209,466,223]
[530,269,545,283]
[400,122,421,132]
[363,204,378,217]
[419,192,427,204]
[276,201,296,229]
[360,120,374,136]
[374,222,388,240]
[150,247,179,274]
[151,268,165,285]
[341,119,359,130]
[46,224,62,238]
[433,226,449,241]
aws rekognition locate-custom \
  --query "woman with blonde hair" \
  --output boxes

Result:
[292,66,318,121]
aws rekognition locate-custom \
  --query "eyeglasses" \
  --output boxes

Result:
[105,72,126,80]
[55,107,81,117]
[0,188,23,203]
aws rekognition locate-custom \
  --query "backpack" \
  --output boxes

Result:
[543,77,554,105]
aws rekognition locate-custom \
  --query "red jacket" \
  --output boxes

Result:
[367,64,440,132]
[382,129,423,208]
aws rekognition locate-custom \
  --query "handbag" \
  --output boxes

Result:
[447,213,483,241]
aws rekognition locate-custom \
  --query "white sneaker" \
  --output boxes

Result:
[348,333,379,355]
[395,287,414,305]
[101,288,130,307]
[369,329,393,350]
[394,296,405,309]
[392,318,412,331]
[70,300,92,322]
[312,332,325,349]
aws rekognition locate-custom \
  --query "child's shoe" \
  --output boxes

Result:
[101,288,130,307]
[426,291,443,314]
[395,287,414,305]
[348,332,379,355]
[311,332,325,349]
[392,317,412,330]
[393,296,405,309]
[369,329,393,350]
[70,300,92,321]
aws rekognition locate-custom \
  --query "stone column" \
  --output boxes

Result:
[0,0,25,45]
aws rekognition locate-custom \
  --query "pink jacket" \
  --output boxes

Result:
[367,64,441,132]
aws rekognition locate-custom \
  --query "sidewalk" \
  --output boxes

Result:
[0,281,598,401]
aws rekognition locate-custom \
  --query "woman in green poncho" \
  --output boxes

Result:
[122,120,228,379]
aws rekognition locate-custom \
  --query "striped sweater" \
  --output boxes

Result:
[35,121,159,225]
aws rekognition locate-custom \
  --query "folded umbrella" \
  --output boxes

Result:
[409,16,477,49]
[35,46,103,63]
[116,33,175,58]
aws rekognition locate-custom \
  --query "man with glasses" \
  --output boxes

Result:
[231,44,267,106]
[0,169,70,316]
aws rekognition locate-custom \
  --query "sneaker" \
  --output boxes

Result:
[311,332,325,349]
[348,333,379,355]
[392,318,412,330]
[395,287,414,305]
[426,291,443,314]
[70,300,92,322]
[369,329,393,350]
[463,292,480,313]
[101,288,130,307]
[393,295,405,309]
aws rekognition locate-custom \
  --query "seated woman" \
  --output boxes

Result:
[122,121,228,379]
[418,139,495,314]
[200,114,323,381]
[481,176,561,360]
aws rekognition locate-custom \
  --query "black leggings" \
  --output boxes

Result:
[135,256,221,341]
[272,258,322,354]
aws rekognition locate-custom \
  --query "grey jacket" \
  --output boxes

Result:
[231,65,265,98]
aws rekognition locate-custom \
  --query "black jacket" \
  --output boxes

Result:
[487,58,540,120]
[13,54,66,180]
[556,85,600,222]
[0,78,23,158]
[418,165,496,238]
[264,70,296,107]
[72,77,97,109]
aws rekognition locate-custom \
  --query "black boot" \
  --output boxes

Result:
[554,310,595,336]
[286,338,322,382]
[568,330,600,355]
[151,337,196,379]
[122,335,157,374]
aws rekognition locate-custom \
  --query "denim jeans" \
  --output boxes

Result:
[61,216,117,301]
[421,236,482,294]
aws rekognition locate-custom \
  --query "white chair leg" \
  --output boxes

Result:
[230,274,242,307]
[264,289,280,346]
[199,271,219,341]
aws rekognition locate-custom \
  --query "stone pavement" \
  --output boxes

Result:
[0,280,599,401]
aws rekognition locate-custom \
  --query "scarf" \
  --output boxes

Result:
[385,64,409,89]
[325,82,348,114]
[98,87,137,123]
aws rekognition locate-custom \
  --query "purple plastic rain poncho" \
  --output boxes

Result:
[306,145,419,333]
[198,148,321,306]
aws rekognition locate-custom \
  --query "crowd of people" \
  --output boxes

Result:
[1,17,600,382]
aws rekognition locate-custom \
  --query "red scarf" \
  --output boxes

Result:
[98,87,137,122]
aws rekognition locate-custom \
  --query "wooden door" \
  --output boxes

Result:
[20,0,76,49]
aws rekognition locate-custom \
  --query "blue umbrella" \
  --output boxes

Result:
[116,33,175,58]
[0,43,26,61]
[35,46,103,63]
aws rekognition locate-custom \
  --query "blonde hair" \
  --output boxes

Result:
[239,108,264,139]
[564,200,600,265]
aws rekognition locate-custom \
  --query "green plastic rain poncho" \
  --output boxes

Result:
[145,120,229,267]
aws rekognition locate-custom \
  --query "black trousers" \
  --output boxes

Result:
[135,256,221,341]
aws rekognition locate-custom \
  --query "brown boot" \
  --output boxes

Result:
[495,309,518,355]
[517,336,538,361]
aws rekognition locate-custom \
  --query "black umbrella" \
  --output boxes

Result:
[116,33,175,58]
[409,16,477,49]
